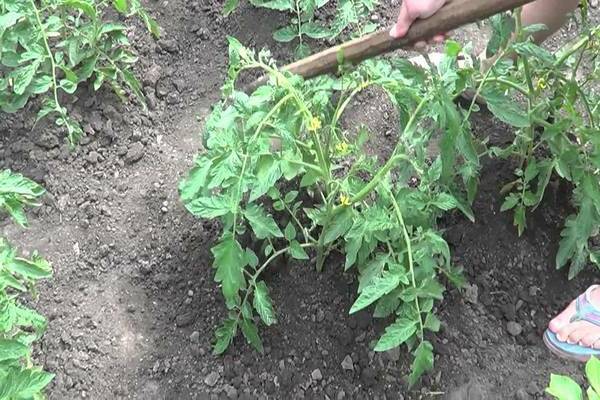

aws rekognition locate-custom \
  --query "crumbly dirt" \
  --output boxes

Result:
[1,1,599,399]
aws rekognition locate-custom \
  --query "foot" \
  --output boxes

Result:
[548,286,600,349]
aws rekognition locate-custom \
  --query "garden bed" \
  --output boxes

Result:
[1,0,599,398]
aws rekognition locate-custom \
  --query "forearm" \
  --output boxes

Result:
[522,0,580,43]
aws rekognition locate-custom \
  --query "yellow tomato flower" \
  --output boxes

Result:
[339,194,351,206]
[335,142,349,154]
[308,117,322,132]
[536,78,547,91]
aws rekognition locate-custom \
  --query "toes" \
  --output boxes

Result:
[549,299,577,333]
[580,331,600,348]
[567,323,594,344]
[557,320,587,342]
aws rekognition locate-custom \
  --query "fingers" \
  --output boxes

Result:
[390,4,413,38]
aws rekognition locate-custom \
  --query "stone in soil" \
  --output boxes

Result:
[311,368,323,381]
[507,321,523,336]
[125,142,145,164]
[204,371,220,387]
[341,355,354,371]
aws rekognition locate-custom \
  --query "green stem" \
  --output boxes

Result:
[31,0,60,112]
[236,243,314,324]
[316,202,333,272]
[232,94,293,235]
[329,97,428,217]
[475,77,529,96]
[387,188,424,339]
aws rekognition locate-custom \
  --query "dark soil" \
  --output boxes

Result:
[1,1,599,399]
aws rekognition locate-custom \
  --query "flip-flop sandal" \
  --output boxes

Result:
[544,285,600,362]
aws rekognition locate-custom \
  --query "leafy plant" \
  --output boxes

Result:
[546,356,600,400]
[0,0,159,143]
[223,0,378,58]
[180,37,475,385]
[480,9,600,278]
[0,170,53,399]
[0,170,45,228]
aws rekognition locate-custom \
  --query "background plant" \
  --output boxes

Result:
[546,356,600,400]
[0,170,53,399]
[223,0,378,58]
[0,0,159,144]
[180,37,477,385]
[478,8,600,278]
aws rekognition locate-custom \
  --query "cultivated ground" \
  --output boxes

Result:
[1,1,599,399]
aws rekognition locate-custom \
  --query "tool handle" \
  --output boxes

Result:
[246,0,535,91]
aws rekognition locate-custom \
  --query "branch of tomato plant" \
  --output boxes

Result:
[387,186,424,339]
[556,76,596,129]
[336,97,428,211]
[235,243,315,326]
[231,92,294,237]
[30,0,61,115]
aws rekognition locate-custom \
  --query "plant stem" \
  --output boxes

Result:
[329,97,428,217]
[236,243,314,324]
[387,188,424,339]
[31,0,60,112]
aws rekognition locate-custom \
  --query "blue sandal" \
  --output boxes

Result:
[544,285,600,362]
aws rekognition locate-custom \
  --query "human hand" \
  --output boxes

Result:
[390,0,447,41]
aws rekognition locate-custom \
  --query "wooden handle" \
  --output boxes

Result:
[246,0,536,91]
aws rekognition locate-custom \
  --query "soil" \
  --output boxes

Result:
[1,1,599,399]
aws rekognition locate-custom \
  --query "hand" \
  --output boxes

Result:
[390,0,447,40]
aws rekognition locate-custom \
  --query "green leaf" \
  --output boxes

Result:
[185,196,232,219]
[432,193,457,211]
[112,0,128,13]
[284,222,296,241]
[289,241,309,260]
[501,194,519,212]
[213,318,237,355]
[250,0,293,10]
[0,339,29,362]
[322,208,353,244]
[374,318,417,352]
[545,374,583,400]
[223,0,240,14]
[408,341,434,387]
[12,62,39,96]
[61,0,97,18]
[249,157,281,202]
[424,313,441,332]
[179,159,212,203]
[273,26,297,43]
[586,357,600,394]
[0,12,21,31]
[253,281,277,326]
[0,368,54,398]
[483,88,530,128]
[512,41,555,65]
[301,22,330,39]
[588,387,600,400]
[244,204,283,239]
[344,237,361,271]
[8,258,52,279]
[350,271,401,314]
[211,236,247,308]
[241,318,264,353]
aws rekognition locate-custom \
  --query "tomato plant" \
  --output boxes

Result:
[0,170,53,399]
[0,0,159,144]
[181,3,599,388]
[180,37,477,385]
[481,10,600,278]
